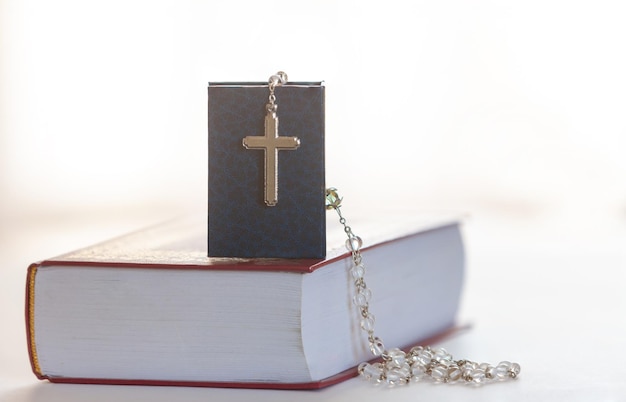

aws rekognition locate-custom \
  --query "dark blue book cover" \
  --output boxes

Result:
[208,82,325,258]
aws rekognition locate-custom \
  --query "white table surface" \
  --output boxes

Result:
[1,209,625,402]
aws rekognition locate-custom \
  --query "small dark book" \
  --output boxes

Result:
[208,81,326,258]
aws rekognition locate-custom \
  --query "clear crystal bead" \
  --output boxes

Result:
[448,365,462,382]
[415,349,433,365]
[495,361,511,380]
[431,365,448,382]
[471,368,486,384]
[385,365,409,386]
[353,288,371,307]
[385,348,406,368]
[360,313,375,331]
[410,363,428,381]
[346,236,363,252]
[369,337,385,356]
[461,361,478,377]
[479,363,494,379]
[462,367,474,382]
[409,346,424,356]
[433,348,452,363]
[360,362,383,382]
[357,362,368,375]
[350,264,365,280]
[398,363,411,378]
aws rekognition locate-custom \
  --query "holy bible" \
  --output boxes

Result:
[26,215,464,389]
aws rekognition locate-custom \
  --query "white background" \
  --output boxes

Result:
[1,1,625,401]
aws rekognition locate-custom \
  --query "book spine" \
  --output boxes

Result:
[25,263,45,380]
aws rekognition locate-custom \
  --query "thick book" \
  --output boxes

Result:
[25,215,465,389]
[208,81,326,259]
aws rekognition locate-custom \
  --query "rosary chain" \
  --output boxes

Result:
[267,71,288,112]
[325,187,521,386]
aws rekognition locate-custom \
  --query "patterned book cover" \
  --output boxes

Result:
[208,82,325,258]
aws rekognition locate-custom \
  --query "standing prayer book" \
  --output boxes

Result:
[25,215,465,389]
[207,80,326,259]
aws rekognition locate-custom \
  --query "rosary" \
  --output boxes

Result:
[255,72,521,386]
[325,187,521,386]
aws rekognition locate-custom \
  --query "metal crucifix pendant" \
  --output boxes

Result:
[242,104,300,206]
